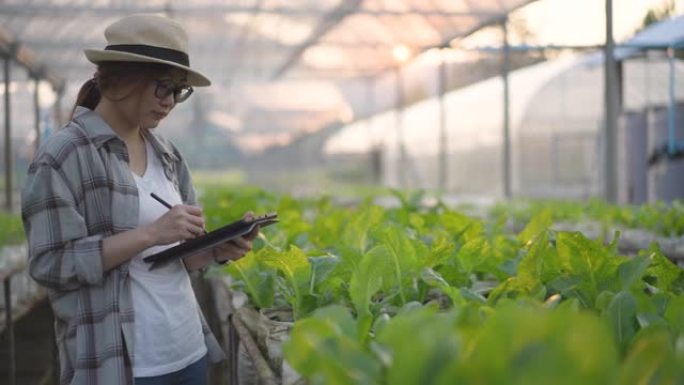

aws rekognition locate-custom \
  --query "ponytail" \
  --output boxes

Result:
[69,61,173,120]
[70,78,100,120]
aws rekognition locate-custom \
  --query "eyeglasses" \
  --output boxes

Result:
[154,79,194,103]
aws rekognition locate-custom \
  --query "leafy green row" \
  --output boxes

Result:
[490,198,684,237]
[199,186,684,238]
[201,187,684,384]
[284,299,684,385]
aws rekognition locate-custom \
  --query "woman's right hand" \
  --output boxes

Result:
[147,204,205,245]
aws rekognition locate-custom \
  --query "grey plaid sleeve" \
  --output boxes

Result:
[178,159,197,206]
[22,163,105,291]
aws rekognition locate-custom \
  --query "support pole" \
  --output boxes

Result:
[502,17,512,199]
[54,86,64,130]
[5,278,16,385]
[667,46,677,155]
[34,77,40,151]
[603,0,619,202]
[438,48,448,192]
[4,57,12,211]
[365,76,375,125]
[395,67,406,188]
[365,77,382,184]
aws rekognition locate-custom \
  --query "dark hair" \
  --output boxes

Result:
[70,61,179,119]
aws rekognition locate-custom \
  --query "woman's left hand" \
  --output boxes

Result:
[213,212,257,264]
[213,236,252,264]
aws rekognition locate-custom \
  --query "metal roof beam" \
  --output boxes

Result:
[437,0,538,49]
[0,27,64,90]
[0,3,501,17]
[270,0,365,80]
[20,38,438,51]
[47,60,392,80]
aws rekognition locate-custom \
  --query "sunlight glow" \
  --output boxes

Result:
[392,44,412,63]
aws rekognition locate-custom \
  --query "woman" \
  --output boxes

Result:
[21,14,252,385]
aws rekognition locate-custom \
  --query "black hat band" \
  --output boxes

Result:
[104,44,189,67]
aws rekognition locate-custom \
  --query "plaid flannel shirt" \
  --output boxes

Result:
[21,107,225,385]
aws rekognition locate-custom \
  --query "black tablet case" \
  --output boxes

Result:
[143,213,278,270]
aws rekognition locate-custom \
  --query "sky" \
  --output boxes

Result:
[520,0,682,45]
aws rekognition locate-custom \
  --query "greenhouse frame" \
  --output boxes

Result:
[1,1,683,385]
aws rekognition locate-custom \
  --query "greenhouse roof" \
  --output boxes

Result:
[0,0,535,89]
[624,14,684,49]
[608,14,684,64]
[580,15,684,68]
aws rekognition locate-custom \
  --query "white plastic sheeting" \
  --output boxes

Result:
[0,0,535,138]
[323,14,684,198]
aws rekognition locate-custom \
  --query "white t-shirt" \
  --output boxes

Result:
[129,139,206,377]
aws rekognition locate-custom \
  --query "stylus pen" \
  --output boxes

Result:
[150,192,173,209]
[150,192,209,236]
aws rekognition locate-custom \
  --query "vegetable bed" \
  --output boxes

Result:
[200,187,684,385]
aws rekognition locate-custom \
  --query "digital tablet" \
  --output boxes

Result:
[143,212,278,270]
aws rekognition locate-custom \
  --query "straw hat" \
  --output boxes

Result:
[84,14,210,86]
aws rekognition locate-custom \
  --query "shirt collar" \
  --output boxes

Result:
[142,129,180,163]
[72,106,118,148]
[72,106,179,162]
